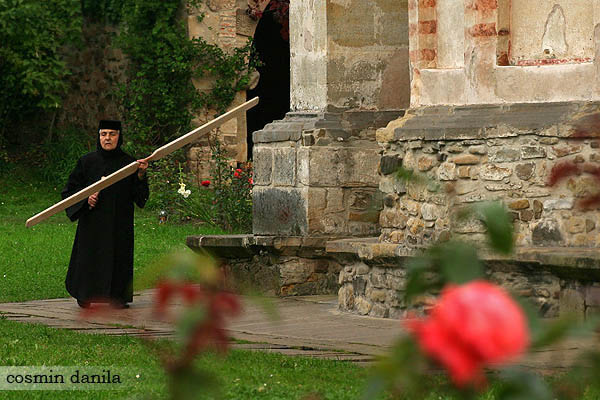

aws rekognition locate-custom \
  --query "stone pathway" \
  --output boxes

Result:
[0,291,596,371]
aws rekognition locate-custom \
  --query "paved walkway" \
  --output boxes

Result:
[0,291,595,371]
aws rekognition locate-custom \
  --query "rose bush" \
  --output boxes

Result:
[408,280,529,387]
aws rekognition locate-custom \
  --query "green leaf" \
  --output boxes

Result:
[496,368,554,400]
[435,241,484,284]
[475,201,514,254]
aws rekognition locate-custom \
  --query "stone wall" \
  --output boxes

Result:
[376,101,600,249]
[252,109,404,237]
[337,257,562,319]
[329,238,600,320]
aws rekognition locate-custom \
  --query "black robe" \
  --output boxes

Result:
[62,148,149,303]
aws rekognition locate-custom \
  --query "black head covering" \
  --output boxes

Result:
[96,119,124,158]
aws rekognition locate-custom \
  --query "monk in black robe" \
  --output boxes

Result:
[62,120,149,308]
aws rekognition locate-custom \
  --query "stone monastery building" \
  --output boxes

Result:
[188,0,600,320]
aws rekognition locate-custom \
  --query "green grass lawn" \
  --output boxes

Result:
[0,319,374,400]
[0,166,222,302]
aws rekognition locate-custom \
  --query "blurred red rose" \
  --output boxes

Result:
[407,280,529,387]
[201,180,211,187]
[248,178,254,185]
[234,171,240,178]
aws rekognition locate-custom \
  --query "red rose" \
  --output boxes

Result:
[234,171,240,178]
[248,178,254,185]
[407,280,529,386]
[235,168,242,173]
[201,180,211,187]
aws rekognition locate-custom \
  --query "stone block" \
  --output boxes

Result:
[585,286,600,307]
[306,148,339,186]
[480,164,512,181]
[379,176,407,194]
[380,208,409,229]
[437,162,457,180]
[533,200,543,218]
[532,219,563,246]
[253,147,272,185]
[566,217,586,234]
[586,219,596,232]
[567,176,598,198]
[490,148,520,163]
[272,147,296,186]
[380,155,403,175]
[326,188,345,212]
[417,156,436,171]
[338,285,355,310]
[508,199,530,210]
[560,288,585,321]
[468,145,488,155]
[280,259,314,285]
[253,187,307,235]
[421,203,442,221]
[520,210,534,222]
[515,163,535,180]
[543,199,574,210]
[355,297,373,315]
[339,148,380,186]
[521,146,546,159]
[369,304,389,318]
[450,154,481,165]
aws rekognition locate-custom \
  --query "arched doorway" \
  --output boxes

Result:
[246,1,290,159]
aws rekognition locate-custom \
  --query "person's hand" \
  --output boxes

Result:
[137,158,149,179]
[88,192,99,209]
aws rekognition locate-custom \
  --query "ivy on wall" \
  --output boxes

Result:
[84,0,261,155]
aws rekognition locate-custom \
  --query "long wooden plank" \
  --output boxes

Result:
[26,97,259,228]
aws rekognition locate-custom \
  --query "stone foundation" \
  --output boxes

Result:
[186,235,343,296]
[187,235,600,321]
[376,101,600,248]
[329,239,600,320]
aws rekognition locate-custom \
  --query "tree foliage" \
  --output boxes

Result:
[0,0,82,139]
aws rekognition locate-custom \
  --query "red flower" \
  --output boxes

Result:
[407,281,529,387]
[248,178,254,185]
[234,171,240,178]
[201,180,211,187]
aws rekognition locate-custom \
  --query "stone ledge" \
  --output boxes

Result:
[327,238,600,280]
[384,101,600,142]
[186,235,330,258]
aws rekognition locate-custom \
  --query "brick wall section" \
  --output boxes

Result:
[412,0,437,68]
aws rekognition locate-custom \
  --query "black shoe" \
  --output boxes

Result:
[77,300,90,309]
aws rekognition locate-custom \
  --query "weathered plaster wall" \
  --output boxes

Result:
[408,0,600,107]
[326,0,410,110]
[290,0,410,111]
[289,0,328,111]
[511,1,593,64]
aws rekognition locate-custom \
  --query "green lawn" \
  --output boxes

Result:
[0,319,374,400]
[0,167,222,302]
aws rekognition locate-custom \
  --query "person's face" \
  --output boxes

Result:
[99,129,119,151]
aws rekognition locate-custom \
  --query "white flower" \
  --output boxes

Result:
[136,374,140,379]
[182,189,191,198]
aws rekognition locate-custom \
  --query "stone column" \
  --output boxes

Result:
[252,0,409,238]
